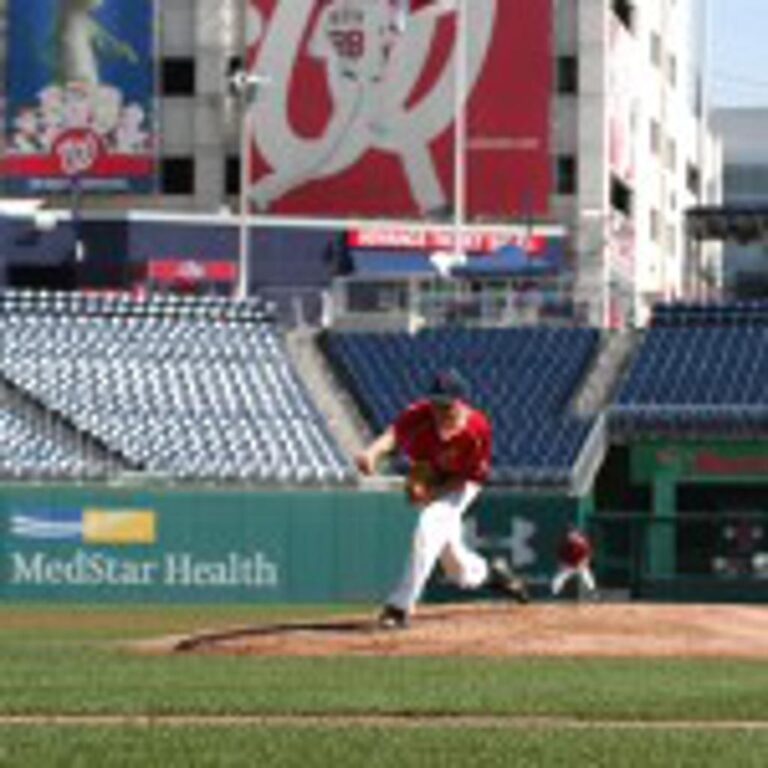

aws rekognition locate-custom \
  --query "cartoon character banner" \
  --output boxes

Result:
[2,0,155,193]
[246,0,551,220]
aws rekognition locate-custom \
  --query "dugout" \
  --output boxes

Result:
[592,440,768,601]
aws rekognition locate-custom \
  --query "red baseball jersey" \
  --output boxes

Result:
[557,530,592,567]
[393,399,492,483]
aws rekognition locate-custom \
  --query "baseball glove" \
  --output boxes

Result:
[405,461,437,506]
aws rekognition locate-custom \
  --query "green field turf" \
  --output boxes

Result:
[2,726,768,768]
[0,604,767,767]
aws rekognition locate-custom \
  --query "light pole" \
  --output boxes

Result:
[452,0,467,263]
[229,69,270,300]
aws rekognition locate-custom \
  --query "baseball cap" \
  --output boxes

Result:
[428,369,468,403]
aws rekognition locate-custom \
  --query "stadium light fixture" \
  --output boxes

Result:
[229,70,270,300]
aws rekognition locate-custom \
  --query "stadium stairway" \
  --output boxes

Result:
[0,372,133,478]
[571,328,638,416]
[285,327,372,463]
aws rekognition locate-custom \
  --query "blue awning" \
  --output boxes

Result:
[453,243,561,277]
[350,240,563,278]
[350,249,438,276]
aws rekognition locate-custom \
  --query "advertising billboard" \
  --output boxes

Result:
[1,0,155,194]
[245,0,551,220]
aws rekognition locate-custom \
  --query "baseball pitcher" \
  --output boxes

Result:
[356,369,529,629]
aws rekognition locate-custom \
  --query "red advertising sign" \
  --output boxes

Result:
[246,0,551,220]
[346,227,547,254]
[147,260,237,283]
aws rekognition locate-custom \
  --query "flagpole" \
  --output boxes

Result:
[230,70,270,300]
[453,0,467,260]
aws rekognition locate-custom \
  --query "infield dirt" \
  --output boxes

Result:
[136,603,768,658]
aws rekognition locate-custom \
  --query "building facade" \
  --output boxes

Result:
[0,0,720,326]
[711,108,768,298]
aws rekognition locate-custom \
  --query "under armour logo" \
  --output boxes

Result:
[464,516,537,569]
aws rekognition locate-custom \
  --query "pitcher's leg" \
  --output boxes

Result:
[386,484,481,612]
[579,564,597,593]
[551,566,574,596]
[438,484,487,588]
[385,497,458,613]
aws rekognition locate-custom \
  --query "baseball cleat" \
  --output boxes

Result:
[377,604,409,630]
[488,558,530,604]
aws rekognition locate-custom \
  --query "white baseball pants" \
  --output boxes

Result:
[386,482,487,613]
[551,564,596,596]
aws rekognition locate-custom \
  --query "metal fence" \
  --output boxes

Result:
[592,511,768,600]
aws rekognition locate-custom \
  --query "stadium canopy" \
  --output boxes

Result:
[0,199,44,216]
[686,205,768,244]
[349,242,562,279]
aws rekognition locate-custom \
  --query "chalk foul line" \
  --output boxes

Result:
[1,714,767,730]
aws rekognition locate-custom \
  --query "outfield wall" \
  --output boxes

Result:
[0,485,578,603]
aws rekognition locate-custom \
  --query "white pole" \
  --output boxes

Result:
[696,0,712,299]
[602,218,611,328]
[232,71,270,300]
[238,91,251,300]
[453,0,467,260]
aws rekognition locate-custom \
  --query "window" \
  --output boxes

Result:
[724,164,768,199]
[555,155,577,195]
[667,53,678,87]
[161,58,196,96]
[665,138,677,173]
[226,56,244,96]
[556,56,578,94]
[225,156,240,196]
[611,176,633,216]
[650,32,662,67]
[612,0,635,30]
[161,157,195,195]
[687,162,701,196]
[666,224,677,254]
[650,119,661,155]
[650,209,661,243]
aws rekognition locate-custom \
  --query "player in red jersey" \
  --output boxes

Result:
[551,524,598,600]
[356,369,529,629]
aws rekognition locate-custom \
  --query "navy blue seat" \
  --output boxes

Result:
[324,327,599,486]
[612,303,768,438]
[0,290,352,483]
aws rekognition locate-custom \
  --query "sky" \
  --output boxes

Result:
[708,0,768,107]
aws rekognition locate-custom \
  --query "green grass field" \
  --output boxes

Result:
[1,604,768,767]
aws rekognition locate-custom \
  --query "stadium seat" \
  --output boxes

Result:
[612,302,768,438]
[323,327,599,487]
[0,290,353,483]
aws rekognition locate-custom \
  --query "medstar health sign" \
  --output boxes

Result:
[3,500,281,602]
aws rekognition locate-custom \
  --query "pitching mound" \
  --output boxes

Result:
[137,603,768,658]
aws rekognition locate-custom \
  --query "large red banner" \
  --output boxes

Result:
[246,0,551,220]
